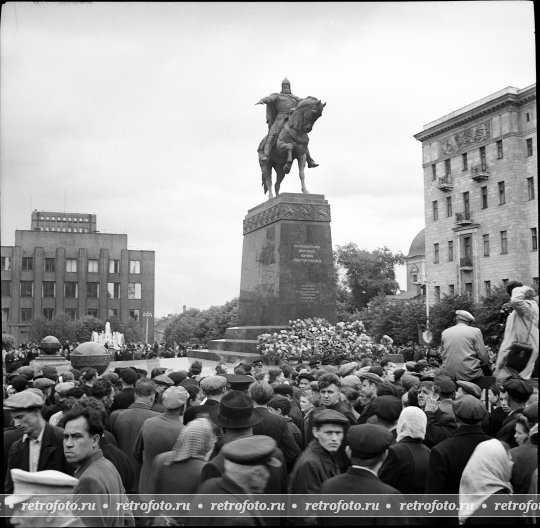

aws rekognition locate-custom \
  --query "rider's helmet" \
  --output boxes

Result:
[281,77,291,93]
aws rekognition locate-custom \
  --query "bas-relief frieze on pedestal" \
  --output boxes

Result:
[439,120,491,157]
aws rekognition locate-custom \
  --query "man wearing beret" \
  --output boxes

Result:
[425,395,491,495]
[496,376,534,447]
[440,310,491,382]
[4,390,73,494]
[289,409,350,494]
[319,424,406,526]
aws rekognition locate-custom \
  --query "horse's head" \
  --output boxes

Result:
[288,97,326,133]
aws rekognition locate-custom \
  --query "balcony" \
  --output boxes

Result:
[460,257,473,270]
[437,176,453,191]
[471,164,489,181]
[455,211,473,225]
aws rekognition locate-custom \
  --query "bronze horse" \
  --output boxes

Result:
[258,97,325,199]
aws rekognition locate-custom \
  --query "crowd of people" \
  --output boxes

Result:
[2,284,538,527]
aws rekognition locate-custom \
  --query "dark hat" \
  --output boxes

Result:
[180,378,200,390]
[416,359,429,367]
[523,402,538,423]
[405,361,417,372]
[504,377,534,403]
[309,381,320,391]
[372,395,403,422]
[120,368,138,385]
[222,435,281,467]
[225,374,255,392]
[297,372,315,382]
[133,367,148,377]
[168,371,188,385]
[456,380,482,399]
[358,372,383,385]
[42,365,58,381]
[453,394,487,424]
[312,409,350,428]
[347,424,394,457]
[369,366,384,377]
[101,372,119,384]
[4,389,44,410]
[153,374,174,387]
[273,383,293,397]
[253,359,264,367]
[10,375,29,392]
[338,362,357,377]
[33,378,55,390]
[212,390,262,429]
[393,369,406,382]
[434,375,456,395]
[309,358,321,367]
[18,366,35,379]
[401,373,421,391]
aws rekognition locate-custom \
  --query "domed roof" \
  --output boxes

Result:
[407,228,425,258]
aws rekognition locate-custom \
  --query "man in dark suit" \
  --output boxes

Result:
[110,367,138,411]
[425,395,491,494]
[183,375,226,425]
[319,424,407,526]
[4,390,72,494]
[249,381,300,469]
[497,377,534,447]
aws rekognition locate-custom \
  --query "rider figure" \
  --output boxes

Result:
[256,78,318,168]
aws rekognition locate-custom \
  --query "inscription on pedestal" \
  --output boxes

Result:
[297,284,320,303]
[293,244,322,263]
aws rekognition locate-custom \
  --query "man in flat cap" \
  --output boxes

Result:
[134,386,189,494]
[289,409,350,494]
[110,368,138,411]
[497,376,534,447]
[4,390,73,494]
[7,468,84,528]
[355,372,384,425]
[426,395,490,495]
[455,380,482,399]
[440,309,491,382]
[151,374,175,412]
[184,375,227,424]
[368,395,403,440]
[192,436,281,526]
[319,424,406,526]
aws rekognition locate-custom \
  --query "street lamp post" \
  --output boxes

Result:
[143,311,153,344]
[421,272,436,344]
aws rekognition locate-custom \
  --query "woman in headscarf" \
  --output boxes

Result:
[149,417,217,494]
[379,406,431,494]
[459,438,517,525]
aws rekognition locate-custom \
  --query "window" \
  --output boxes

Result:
[527,112,530,122]
[43,308,54,320]
[412,274,418,283]
[2,308,9,322]
[502,279,509,288]
[1,256,12,271]
[527,138,533,157]
[528,177,535,200]
[20,308,32,322]
[480,146,487,171]
[500,231,508,254]
[445,159,451,176]
[434,286,441,303]
[22,257,33,271]
[42,282,56,298]
[44,258,56,272]
[432,200,438,221]
[496,140,503,159]
[481,186,488,209]
[431,164,437,181]
[533,277,539,290]
[462,152,468,171]
[463,236,472,261]
[446,196,452,217]
[65,308,77,321]
[88,260,99,273]
[66,259,77,273]
[483,234,490,257]
[20,281,33,297]
[108,308,119,319]
[65,282,78,298]
[532,228,538,251]
[128,283,142,300]
[463,192,470,215]
[498,181,506,205]
[449,284,455,296]
[434,243,440,264]
[109,260,120,274]
[87,309,99,318]
[1,280,11,297]
[129,309,140,322]
[107,282,121,299]
[130,260,141,274]
[465,282,473,299]
[87,282,99,298]
[484,281,491,295]
[448,241,454,262]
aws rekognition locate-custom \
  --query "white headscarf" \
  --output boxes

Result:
[396,406,427,442]
[459,439,513,524]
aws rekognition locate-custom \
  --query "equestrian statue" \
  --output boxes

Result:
[256,78,325,199]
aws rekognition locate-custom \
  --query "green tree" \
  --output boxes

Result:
[2,333,16,350]
[335,245,405,311]
[428,294,476,346]
[73,316,105,343]
[475,284,510,349]
[28,314,76,344]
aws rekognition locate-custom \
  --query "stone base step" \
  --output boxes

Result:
[223,326,288,340]
[188,348,264,365]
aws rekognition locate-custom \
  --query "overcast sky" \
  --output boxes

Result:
[1,2,535,318]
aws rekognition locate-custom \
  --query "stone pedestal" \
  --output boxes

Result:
[31,355,72,377]
[208,193,336,359]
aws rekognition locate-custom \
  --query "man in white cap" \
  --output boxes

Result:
[7,468,83,527]
[4,390,72,494]
[440,310,491,382]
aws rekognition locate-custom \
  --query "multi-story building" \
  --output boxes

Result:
[414,84,537,305]
[1,212,155,343]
